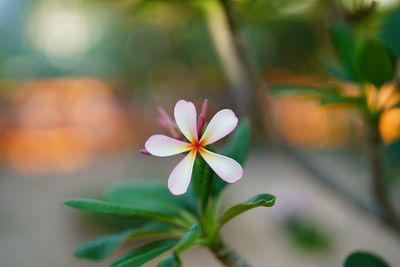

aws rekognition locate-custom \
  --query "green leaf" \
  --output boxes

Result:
[110,240,177,267]
[380,8,400,58]
[75,230,133,261]
[157,254,181,267]
[221,118,251,166]
[74,223,174,260]
[359,39,395,88]
[63,198,188,227]
[212,118,251,196]
[344,251,390,267]
[320,95,363,107]
[330,23,360,81]
[175,224,201,253]
[217,193,276,228]
[105,183,186,214]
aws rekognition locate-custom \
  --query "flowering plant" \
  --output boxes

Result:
[63,99,276,267]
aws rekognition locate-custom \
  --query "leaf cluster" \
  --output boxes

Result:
[330,23,396,89]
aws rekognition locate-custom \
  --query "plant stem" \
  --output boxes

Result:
[367,123,399,230]
[211,240,252,267]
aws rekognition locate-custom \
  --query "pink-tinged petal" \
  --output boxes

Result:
[199,149,243,183]
[168,150,197,195]
[174,100,198,143]
[200,109,238,146]
[145,135,191,157]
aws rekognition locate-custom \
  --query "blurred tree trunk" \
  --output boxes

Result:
[203,0,271,139]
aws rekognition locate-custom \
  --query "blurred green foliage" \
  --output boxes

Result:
[285,216,331,252]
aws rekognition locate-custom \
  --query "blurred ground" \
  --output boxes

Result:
[0,149,399,267]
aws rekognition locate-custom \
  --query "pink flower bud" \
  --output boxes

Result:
[197,99,208,136]
[139,148,151,155]
[157,106,180,139]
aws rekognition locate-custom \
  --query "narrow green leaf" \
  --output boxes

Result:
[212,119,251,196]
[63,198,187,227]
[74,223,174,260]
[344,251,390,267]
[330,23,360,81]
[270,84,337,97]
[157,253,181,267]
[320,95,363,107]
[359,39,395,88]
[217,194,276,228]
[110,240,177,267]
[175,224,201,253]
[105,183,186,214]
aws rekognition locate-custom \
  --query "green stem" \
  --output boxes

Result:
[180,210,200,226]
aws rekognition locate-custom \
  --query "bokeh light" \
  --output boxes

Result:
[27,1,104,68]
[1,78,132,174]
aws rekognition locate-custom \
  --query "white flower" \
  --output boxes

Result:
[145,99,243,195]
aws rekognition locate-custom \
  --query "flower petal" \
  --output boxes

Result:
[200,109,238,146]
[168,150,197,195]
[145,135,191,157]
[174,100,198,143]
[199,149,243,183]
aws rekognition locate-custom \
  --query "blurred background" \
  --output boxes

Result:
[0,0,399,266]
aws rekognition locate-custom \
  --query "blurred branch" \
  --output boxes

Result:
[322,0,377,25]
[368,123,400,232]
[344,1,377,25]
[203,0,271,139]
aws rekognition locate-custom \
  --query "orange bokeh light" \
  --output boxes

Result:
[271,95,351,148]
[1,78,134,175]
[266,71,352,148]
